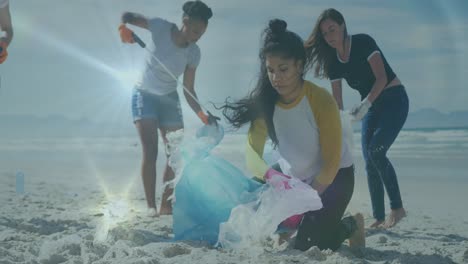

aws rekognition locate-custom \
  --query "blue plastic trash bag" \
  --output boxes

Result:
[172,125,262,245]
[172,124,322,248]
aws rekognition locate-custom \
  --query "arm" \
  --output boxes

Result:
[309,88,342,193]
[246,119,269,181]
[348,36,388,121]
[121,12,148,29]
[0,4,13,45]
[182,66,204,114]
[366,52,388,103]
[331,80,343,110]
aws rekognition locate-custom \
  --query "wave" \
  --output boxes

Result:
[1,129,467,160]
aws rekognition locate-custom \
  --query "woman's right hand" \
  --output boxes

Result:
[118,24,135,44]
[265,168,292,189]
[265,168,305,230]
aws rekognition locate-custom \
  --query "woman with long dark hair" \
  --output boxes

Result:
[220,19,365,251]
[305,8,408,228]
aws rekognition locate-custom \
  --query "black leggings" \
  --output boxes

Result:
[294,166,356,251]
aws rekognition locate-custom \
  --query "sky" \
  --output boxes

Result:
[0,0,467,128]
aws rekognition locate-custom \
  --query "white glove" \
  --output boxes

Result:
[350,98,372,121]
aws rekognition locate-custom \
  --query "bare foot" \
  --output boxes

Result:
[160,187,173,215]
[382,208,406,228]
[159,202,173,215]
[369,220,384,229]
[349,213,366,248]
[147,207,159,217]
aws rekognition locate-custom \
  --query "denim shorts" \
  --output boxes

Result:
[131,89,183,128]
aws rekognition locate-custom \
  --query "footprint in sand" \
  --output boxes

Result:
[304,246,328,261]
[378,236,388,244]
[162,244,191,258]
[159,226,173,236]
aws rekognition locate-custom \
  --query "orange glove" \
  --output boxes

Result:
[197,111,209,125]
[118,24,135,44]
[0,42,8,64]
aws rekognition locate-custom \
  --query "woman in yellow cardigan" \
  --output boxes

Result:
[220,19,365,251]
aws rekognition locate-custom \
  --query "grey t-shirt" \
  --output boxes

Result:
[136,18,201,95]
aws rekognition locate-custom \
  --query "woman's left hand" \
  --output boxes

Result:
[311,180,329,195]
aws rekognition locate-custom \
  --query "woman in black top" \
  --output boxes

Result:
[305,8,409,228]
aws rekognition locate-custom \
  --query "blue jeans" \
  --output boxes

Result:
[361,85,408,221]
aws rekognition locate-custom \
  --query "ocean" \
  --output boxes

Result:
[0,127,467,218]
[1,126,467,185]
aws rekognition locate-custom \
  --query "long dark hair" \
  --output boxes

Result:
[304,8,347,79]
[219,19,307,145]
[182,0,213,24]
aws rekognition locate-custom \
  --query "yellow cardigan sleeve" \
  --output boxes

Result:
[246,118,269,181]
[307,83,342,185]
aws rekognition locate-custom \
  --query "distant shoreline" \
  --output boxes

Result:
[1,125,467,139]
[402,126,468,131]
[351,125,468,133]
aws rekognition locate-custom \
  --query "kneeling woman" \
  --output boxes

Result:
[220,19,365,251]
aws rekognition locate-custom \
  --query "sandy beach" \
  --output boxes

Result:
[1,129,468,263]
